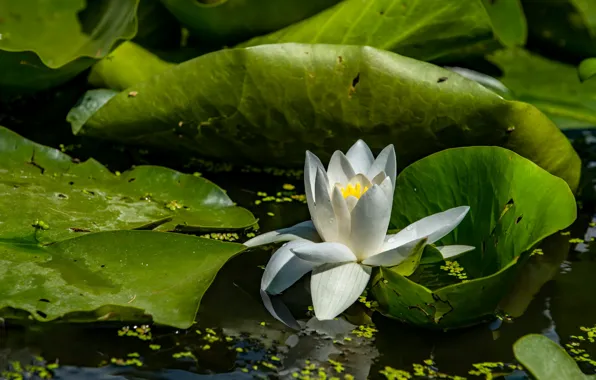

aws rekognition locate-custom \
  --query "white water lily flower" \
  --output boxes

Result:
[246,140,474,323]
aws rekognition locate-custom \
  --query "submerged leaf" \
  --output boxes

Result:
[70,43,580,191]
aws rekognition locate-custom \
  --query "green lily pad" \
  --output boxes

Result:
[0,0,138,95]
[160,0,341,47]
[0,230,245,328]
[69,44,580,191]
[514,334,596,380]
[370,146,577,329]
[480,0,527,48]
[88,41,175,91]
[236,0,496,62]
[488,48,596,129]
[0,126,255,245]
[579,58,596,83]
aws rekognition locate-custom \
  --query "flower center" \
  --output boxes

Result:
[340,183,369,199]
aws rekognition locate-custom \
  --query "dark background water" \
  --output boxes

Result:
[0,80,595,379]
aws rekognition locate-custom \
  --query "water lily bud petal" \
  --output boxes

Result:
[363,237,427,267]
[367,144,396,192]
[346,139,374,175]
[349,185,392,260]
[311,262,371,320]
[327,151,355,188]
[291,242,357,263]
[382,206,470,251]
[313,167,337,242]
[244,220,320,247]
[331,186,351,244]
[262,240,317,295]
[436,245,475,259]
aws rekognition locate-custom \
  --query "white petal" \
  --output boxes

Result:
[436,245,475,259]
[346,140,374,175]
[327,151,355,187]
[245,220,320,247]
[304,150,325,208]
[347,173,372,189]
[291,242,357,263]
[349,185,392,260]
[382,206,470,251]
[331,186,351,244]
[262,240,317,294]
[377,176,393,202]
[345,196,358,212]
[313,166,337,242]
[260,290,300,329]
[367,144,396,192]
[362,236,427,267]
[311,262,371,320]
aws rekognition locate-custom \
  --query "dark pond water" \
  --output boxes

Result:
[0,87,595,379]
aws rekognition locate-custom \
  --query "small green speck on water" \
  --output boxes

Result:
[32,220,50,230]
[569,238,584,244]
[530,248,544,256]
[560,231,571,236]
[440,260,468,280]
[115,171,121,176]
[165,200,183,211]
[351,325,378,339]
[149,344,161,350]
[267,212,275,216]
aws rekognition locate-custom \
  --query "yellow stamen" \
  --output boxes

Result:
[340,183,369,199]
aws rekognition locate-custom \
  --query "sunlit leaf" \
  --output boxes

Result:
[371,146,577,329]
[68,44,580,191]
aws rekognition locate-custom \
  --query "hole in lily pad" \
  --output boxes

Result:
[35,310,48,319]
[516,215,523,224]
[38,299,50,303]
[352,73,360,88]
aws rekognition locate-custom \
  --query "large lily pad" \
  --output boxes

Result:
[0,0,138,95]
[479,0,527,48]
[514,334,596,380]
[0,126,255,245]
[488,48,596,129]
[0,230,245,328]
[160,0,341,47]
[236,0,496,62]
[69,44,581,191]
[370,146,576,329]
[88,41,175,91]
